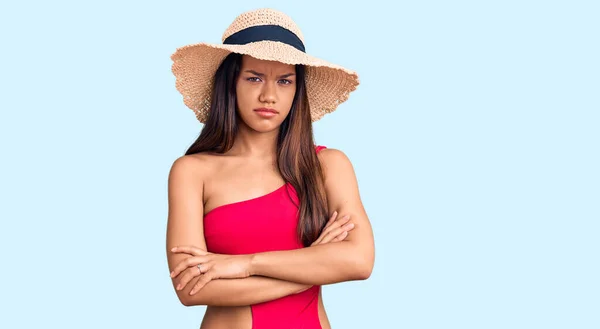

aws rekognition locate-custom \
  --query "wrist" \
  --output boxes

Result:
[248,253,259,276]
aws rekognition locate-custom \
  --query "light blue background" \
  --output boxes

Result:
[1,1,598,328]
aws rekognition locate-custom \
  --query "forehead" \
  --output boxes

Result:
[240,55,294,73]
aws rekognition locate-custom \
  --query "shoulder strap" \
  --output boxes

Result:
[315,145,327,154]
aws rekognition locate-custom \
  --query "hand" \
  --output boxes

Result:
[169,246,252,295]
[311,211,354,246]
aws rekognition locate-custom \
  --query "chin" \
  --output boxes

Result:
[239,112,287,133]
[246,120,283,133]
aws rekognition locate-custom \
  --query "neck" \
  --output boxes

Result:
[228,122,279,158]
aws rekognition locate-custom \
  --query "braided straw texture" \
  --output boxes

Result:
[222,8,305,44]
[171,8,359,123]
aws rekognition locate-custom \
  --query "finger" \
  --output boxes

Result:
[170,256,206,278]
[333,230,349,242]
[333,231,350,242]
[331,231,350,242]
[319,228,341,244]
[190,272,213,295]
[171,245,208,256]
[198,261,212,274]
[321,222,354,244]
[314,215,350,246]
[170,245,208,256]
[176,267,202,291]
[312,230,326,246]
[323,211,338,230]
[313,213,335,246]
[311,235,324,246]
[321,215,350,237]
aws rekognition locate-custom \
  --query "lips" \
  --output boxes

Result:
[254,107,279,113]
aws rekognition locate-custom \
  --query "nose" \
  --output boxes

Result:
[259,81,277,104]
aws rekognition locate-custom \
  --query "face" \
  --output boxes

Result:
[235,55,297,133]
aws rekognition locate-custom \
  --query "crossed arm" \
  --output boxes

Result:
[165,149,375,306]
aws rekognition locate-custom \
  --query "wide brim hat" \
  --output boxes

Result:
[170,8,359,123]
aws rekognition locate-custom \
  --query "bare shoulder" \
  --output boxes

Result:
[316,147,356,182]
[317,147,350,160]
[168,152,219,182]
[316,147,362,210]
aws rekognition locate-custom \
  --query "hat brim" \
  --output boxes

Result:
[170,40,359,123]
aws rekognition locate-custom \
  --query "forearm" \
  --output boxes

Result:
[177,274,310,307]
[250,241,370,285]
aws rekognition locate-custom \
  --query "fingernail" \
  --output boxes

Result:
[176,284,181,290]
[170,272,174,277]
[347,223,355,229]
[189,290,195,295]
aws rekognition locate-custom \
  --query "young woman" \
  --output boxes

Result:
[166,8,375,329]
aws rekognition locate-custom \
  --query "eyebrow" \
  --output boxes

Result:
[244,70,295,78]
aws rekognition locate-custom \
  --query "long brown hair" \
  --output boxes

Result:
[185,53,328,247]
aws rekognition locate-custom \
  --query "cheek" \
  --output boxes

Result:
[235,84,254,110]
[281,88,296,109]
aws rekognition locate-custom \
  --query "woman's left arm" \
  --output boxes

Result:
[249,148,375,285]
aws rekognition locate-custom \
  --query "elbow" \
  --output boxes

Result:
[176,291,207,307]
[347,244,374,281]
[356,260,374,280]
[172,278,212,306]
[353,248,374,280]
[177,293,194,307]
[358,266,373,280]
[172,283,194,306]
[345,256,373,281]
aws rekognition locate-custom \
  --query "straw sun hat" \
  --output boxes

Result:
[170,8,359,123]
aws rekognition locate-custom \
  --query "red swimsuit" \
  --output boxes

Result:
[203,145,327,329]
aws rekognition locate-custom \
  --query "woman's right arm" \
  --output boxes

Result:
[166,155,308,307]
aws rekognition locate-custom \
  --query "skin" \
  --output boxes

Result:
[165,55,375,329]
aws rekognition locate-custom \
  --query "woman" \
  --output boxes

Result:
[166,8,375,329]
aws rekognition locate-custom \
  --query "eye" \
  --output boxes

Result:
[279,79,293,85]
[246,77,261,82]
